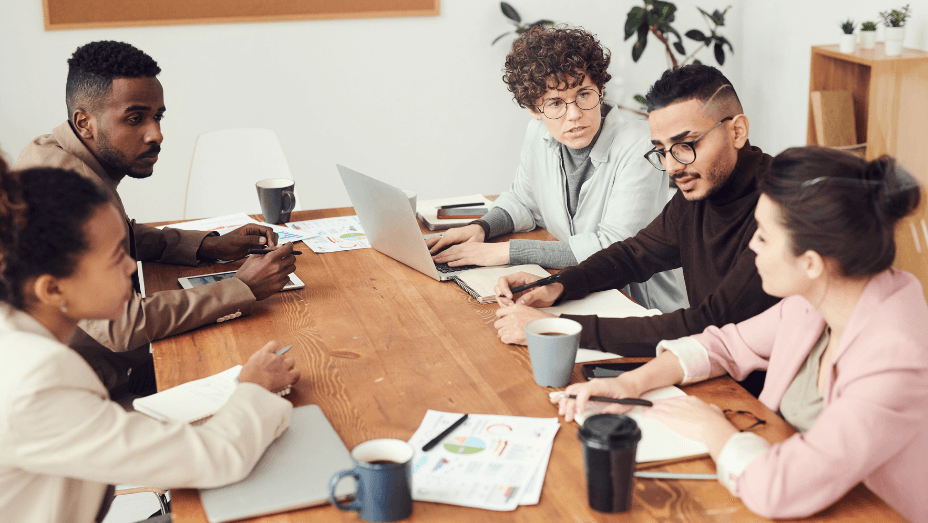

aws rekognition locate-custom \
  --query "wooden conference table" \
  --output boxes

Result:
[145,208,904,523]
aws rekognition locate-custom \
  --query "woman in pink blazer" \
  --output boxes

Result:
[555,147,927,522]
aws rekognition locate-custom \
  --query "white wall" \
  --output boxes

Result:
[6,1,922,223]
[742,0,928,156]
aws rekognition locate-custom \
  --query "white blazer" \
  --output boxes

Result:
[0,305,292,523]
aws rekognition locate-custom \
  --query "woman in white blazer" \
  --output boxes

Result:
[0,163,300,523]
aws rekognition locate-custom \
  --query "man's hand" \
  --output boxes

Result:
[238,341,300,393]
[494,304,556,345]
[197,224,280,261]
[432,241,510,267]
[234,242,296,301]
[426,224,485,254]
[495,272,564,307]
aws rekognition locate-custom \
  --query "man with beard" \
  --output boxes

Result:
[15,41,297,394]
[494,65,779,392]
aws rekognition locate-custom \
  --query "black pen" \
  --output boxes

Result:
[565,395,653,407]
[440,202,484,209]
[248,248,302,255]
[500,273,561,297]
[422,414,469,451]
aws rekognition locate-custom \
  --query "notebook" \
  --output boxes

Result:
[133,366,290,423]
[550,386,709,463]
[416,194,495,231]
[200,404,355,522]
[454,264,552,303]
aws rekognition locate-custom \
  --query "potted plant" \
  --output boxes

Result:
[860,21,877,50]
[839,19,856,53]
[880,4,910,56]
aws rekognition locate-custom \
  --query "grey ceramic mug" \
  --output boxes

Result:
[525,317,582,387]
[329,439,414,522]
[256,178,296,224]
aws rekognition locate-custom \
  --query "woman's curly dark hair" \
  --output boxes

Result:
[503,25,612,111]
[0,167,110,309]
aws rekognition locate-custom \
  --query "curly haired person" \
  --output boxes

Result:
[427,25,686,314]
[0,161,299,523]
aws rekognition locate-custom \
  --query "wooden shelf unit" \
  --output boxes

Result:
[807,44,928,301]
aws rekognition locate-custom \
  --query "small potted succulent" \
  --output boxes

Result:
[880,5,910,56]
[839,19,856,53]
[860,21,877,50]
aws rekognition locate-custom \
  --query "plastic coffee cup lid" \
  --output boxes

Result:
[578,414,642,450]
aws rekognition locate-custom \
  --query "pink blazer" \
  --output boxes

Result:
[684,269,928,521]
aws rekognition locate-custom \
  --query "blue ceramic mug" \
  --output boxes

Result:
[329,439,414,522]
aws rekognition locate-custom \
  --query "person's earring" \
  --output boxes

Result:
[60,302,68,313]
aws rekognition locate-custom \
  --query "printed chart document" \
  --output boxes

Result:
[285,215,370,253]
[408,410,559,511]
[416,194,495,231]
[158,212,315,245]
[550,386,709,463]
[542,289,662,363]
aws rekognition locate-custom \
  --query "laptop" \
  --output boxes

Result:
[199,405,354,523]
[337,164,485,281]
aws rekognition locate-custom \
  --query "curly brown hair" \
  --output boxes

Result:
[503,25,612,111]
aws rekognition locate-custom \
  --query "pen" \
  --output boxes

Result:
[500,273,561,297]
[562,394,653,407]
[235,345,293,383]
[634,472,716,480]
[440,202,484,209]
[421,414,469,452]
[248,249,302,255]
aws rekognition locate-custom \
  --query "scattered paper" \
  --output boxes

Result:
[285,216,370,253]
[408,411,559,511]
[158,212,316,246]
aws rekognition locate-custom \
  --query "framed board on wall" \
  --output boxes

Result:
[43,0,439,30]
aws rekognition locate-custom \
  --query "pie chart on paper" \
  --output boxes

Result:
[444,436,485,455]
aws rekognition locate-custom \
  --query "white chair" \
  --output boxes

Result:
[184,128,302,220]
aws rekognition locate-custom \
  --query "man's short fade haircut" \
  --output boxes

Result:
[65,40,161,122]
[644,64,743,118]
[503,25,611,112]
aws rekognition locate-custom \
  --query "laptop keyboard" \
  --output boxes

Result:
[435,262,478,273]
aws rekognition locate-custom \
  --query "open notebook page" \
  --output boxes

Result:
[133,366,243,423]
[454,264,551,303]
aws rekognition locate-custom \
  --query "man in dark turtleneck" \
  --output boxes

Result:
[495,65,779,386]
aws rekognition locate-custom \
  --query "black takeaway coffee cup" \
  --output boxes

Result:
[578,413,642,513]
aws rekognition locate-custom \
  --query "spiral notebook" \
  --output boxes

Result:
[133,366,291,423]
[453,264,551,303]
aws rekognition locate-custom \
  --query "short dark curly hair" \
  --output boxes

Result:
[0,167,110,309]
[65,41,161,122]
[503,25,611,112]
[645,64,742,118]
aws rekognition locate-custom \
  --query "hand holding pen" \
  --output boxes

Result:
[237,342,300,392]
[494,271,564,308]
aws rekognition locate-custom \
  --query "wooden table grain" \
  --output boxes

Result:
[144,208,905,523]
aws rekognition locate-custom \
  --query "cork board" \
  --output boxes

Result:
[43,0,439,30]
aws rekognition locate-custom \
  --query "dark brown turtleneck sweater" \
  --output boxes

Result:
[556,142,779,356]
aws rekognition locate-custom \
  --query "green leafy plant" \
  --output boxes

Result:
[624,1,733,67]
[492,2,555,45]
[879,5,910,27]
[840,19,856,35]
[861,21,877,31]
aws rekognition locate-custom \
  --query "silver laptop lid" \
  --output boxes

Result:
[337,164,452,280]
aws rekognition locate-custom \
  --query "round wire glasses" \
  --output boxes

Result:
[644,116,734,171]
[537,88,603,120]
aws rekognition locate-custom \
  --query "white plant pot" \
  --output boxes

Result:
[839,34,855,53]
[885,26,905,56]
[861,31,876,49]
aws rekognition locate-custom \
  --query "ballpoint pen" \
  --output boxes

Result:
[439,202,484,209]
[560,394,653,407]
[248,248,302,255]
[500,273,561,297]
[421,414,469,451]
